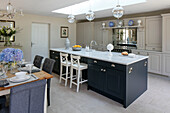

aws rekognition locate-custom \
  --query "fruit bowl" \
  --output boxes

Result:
[72,45,82,51]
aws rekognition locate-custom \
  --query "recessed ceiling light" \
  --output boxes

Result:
[52,0,146,15]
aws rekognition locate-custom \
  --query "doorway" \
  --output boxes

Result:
[31,23,49,62]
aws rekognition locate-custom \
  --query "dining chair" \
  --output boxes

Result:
[33,55,44,68]
[0,80,46,113]
[70,55,88,92]
[42,58,55,106]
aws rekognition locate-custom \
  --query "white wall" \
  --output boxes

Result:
[0,14,76,61]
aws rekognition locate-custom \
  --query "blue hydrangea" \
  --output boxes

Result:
[0,48,23,63]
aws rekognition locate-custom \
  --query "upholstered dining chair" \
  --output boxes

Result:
[0,80,46,113]
[42,58,55,106]
[33,55,44,68]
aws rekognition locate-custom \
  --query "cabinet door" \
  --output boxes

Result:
[104,68,125,99]
[148,52,162,74]
[94,22,103,50]
[146,17,162,51]
[84,22,94,46]
[50,53,60,74]
[76,23,84,47]
[162,15,170,53]
[88,64,104,90]
[162,54,170,76]
[137,31,145,50]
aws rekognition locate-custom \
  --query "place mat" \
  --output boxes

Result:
[19,66,41,73]
[4,74,39,88]
[0,80,9,87]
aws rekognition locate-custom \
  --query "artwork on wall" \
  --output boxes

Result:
[61,26,69,38]
[0,20,15,42]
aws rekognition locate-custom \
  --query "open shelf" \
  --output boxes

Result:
[102,26,144,30]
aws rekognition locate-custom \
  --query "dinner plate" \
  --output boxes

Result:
[9,75,31,83]
[20,66,39,71]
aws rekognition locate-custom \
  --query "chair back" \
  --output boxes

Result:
[33,55,44,68]
[71,55,81,68]
[42,58,55,74]
[60,53,69,64]
[9,80,46,113]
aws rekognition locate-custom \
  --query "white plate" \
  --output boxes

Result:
[20,66,39,71]
[9,75,31,83]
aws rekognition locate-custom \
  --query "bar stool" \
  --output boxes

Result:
[70,55,88,92]
[59,53,71,86]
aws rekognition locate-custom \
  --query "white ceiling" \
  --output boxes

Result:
[0,0,170,20]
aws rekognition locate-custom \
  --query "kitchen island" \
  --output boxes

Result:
[50,48,149,108]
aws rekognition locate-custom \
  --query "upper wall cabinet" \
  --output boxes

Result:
[146,16,162,51]
[76,22,94,47]
[162,14,170,53]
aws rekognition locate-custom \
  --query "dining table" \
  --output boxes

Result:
[0,70,53,113]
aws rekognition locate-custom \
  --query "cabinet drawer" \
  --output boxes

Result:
[88,59,126,71]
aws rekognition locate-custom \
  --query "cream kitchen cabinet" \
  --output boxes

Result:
[147,52,162,74]
[146,16,162,51]
[162,53,170,76]
[132,50,162,74]
[76,22,94,47]
[162,14,170,53]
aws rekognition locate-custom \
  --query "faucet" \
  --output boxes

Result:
[90,40,97,49]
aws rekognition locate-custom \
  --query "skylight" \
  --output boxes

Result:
[52,0,146,15]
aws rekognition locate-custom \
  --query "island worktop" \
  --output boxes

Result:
[50,48,148,108]
[50,48,148,65]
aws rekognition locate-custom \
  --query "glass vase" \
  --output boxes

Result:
[4,36,12,46]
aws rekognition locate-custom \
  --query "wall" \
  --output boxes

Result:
[0,14,76,61]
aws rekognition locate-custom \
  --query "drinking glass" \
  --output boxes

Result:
[2,65,8,78]
[26,64,34,76]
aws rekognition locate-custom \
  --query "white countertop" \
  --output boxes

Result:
[50,48,149,65]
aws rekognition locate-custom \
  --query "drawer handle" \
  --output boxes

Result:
[129,67,133,74]
[55,57,58,59]
[144,61,147,67]
[101,69,103,72]
[111,64,115,68]
[94,60,97,63]
[53,52,55,53]
[103,69,106,72]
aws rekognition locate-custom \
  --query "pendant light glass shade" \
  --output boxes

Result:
[112,5,124,19]
[7,2,13,14]
[86,10,95,21]
[67,14,75,23]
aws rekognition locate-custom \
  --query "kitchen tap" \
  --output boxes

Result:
[90,40,97,49]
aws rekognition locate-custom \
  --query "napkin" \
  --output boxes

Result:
[0,80,9,87]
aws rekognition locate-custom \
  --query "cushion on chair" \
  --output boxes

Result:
[33,55,44,68]
[72,63,88,70]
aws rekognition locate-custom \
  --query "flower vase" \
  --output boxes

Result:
[4,36,12,46]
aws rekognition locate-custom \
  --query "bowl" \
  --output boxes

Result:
[15,72,27,79]
[72,47,82,51]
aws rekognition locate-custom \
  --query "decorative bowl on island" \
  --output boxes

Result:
[72,45,82,51]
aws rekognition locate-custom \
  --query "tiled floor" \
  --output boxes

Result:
[48,73,170,113]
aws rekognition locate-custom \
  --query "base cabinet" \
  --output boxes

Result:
[104,69,124,99]
[50,50,60,74]
[162,54,170,76]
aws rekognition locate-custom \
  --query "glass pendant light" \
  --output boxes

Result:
[112,0,124,19]
[67,14,75,23]
[7,2,13,14]
[86,0,95,21]
[86,10,95,21]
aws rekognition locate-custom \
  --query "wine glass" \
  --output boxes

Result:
[26,64,34,76]
[2,65,8,78]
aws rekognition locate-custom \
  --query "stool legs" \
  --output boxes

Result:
[65,66,69,86]
[76,69,81,92]
[70,67,73,88]
[59,65,63,83]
